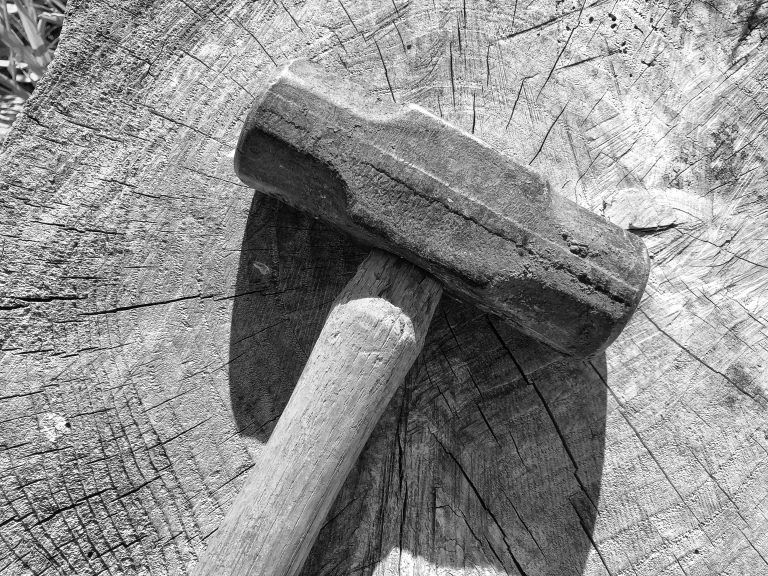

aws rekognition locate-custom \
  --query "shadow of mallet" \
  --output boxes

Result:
[194,60,650,576]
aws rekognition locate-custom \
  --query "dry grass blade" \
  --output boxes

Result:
[0,0,67,136]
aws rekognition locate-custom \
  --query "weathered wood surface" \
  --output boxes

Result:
[0,0,766,575]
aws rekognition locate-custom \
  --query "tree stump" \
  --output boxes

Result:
[1,0,766,575]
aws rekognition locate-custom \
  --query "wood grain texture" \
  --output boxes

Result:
[194,250,441,576]
[0,0,767,575]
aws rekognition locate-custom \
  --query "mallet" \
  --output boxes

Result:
[194,60,649,576]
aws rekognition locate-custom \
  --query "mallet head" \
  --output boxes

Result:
[236,60,650,357]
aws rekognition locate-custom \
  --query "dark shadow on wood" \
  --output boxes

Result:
[229,193,607,576]
[228,195,367,443]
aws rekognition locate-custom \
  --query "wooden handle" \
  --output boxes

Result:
[194,250,442,576]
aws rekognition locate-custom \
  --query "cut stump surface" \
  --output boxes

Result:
[1,0,767,575]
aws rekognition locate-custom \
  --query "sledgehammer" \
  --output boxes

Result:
[194,60,649,576]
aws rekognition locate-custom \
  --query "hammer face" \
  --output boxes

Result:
[236,60,650,357]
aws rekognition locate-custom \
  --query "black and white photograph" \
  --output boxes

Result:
[1,0,766,574]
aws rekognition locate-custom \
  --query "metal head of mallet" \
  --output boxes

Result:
[194,60,650,576]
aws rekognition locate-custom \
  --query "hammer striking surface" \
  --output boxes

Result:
[194,60,650,576]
